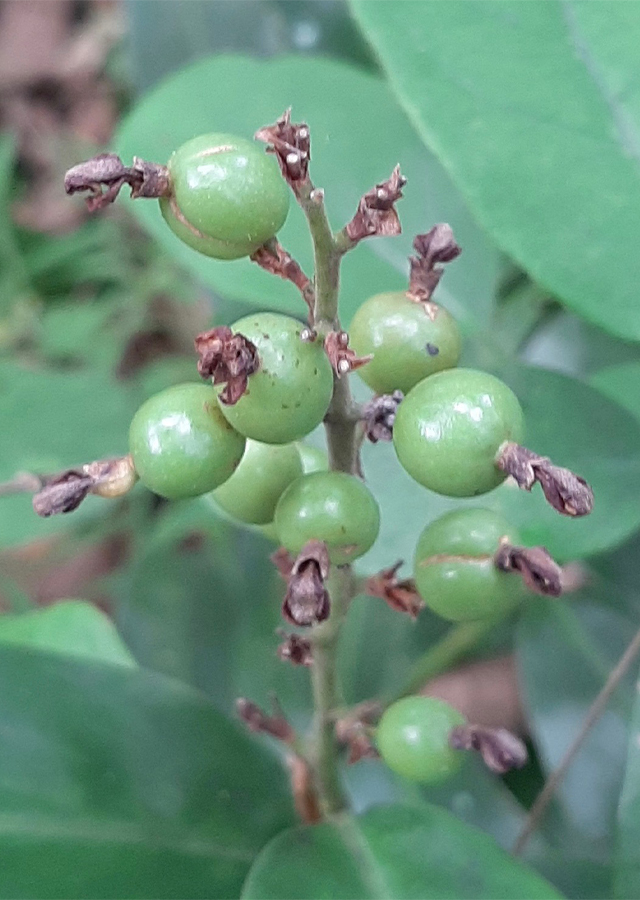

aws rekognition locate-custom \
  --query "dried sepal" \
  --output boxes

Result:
[449,724,528,774]
[407,224,462,307]
[64,153,169,211]
[194,326,260,406]
[32,455,137,518]
[494,541,564,597]
[251,241,315,318]
[271,546,295,579]
[255,108,310,188]
[324,331,372,377]
[363,390,404,443]
[236,697,297,744]
[344,165,406,244]
[497,442,594,517]
[366,561,424,619]
[335,702,382,764]
[277,631,313,666]
[282,540,331,627]
[287,754,322,824]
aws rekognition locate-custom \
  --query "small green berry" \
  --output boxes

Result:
[393,368,525,496]
[377,696,466,783]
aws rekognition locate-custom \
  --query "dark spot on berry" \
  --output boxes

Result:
[425,343,439,356]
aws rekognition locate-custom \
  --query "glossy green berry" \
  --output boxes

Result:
[159,133,289,260]
[211,440,303,525]
[377,696,466,784]
[217,313,334,444]
[414,509,523,622]
[350,292,461,394]
[274,471,380,565]
[129,383,245,499]
[393,368,525,497]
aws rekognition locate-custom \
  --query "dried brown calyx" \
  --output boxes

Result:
[363,391,404,443]
[494,541,564,596]
[194,326,260,406]
[255,108,310,190]
[32,455,137,518]
[236,697,296,745]
[335,702,382,765]
[497,442,594,517]
[280,540,331,628]
[324,331,372,377]
[366,561,424,619]
[343,165,406,245]
[64,153,170,211]
[407,224,462,310]
[251,240,315,319]
[449,724,528,774]
[277,632,313,667]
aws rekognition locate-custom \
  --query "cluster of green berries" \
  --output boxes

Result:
[65,129,580,788]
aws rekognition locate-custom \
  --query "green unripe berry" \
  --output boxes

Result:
[129,383,245,499]
[217,313,334,444]
[349,292,461,394]
[393,368,525,497]
[159,133,289,260]
[297,443,329,475]
[414,509,523,622]
[211,440,303,525]
[274,471,380,565]
[377,696,466,784]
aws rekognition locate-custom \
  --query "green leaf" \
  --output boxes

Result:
[0,362,137,547]
[241,803,560,899]
[349,1,640,340]
[359,364,640,573]
[0,645,294,899]
[117,54,500,330]
[111,501,312,718]
[517,599,636,881]
[0,600,136,667]
[615,674,640,898]
[590,362,640,421]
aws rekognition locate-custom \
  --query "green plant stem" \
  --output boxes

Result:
[298,177,361,816]
[388,619,495,704]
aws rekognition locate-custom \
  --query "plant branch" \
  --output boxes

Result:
[513,624,640,856]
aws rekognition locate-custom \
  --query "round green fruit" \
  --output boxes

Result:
[159,133,289,260]
[377,696,466,784]
[297,443,329,475]
[393,368,525,497]
[129,383,245,499]
[349,291,461,394]
[274,471,380,565]
[211,440,303,525]
[217,313,334,444]
[414,508,523,622]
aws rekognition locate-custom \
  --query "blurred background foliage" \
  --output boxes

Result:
[2,1,640,898]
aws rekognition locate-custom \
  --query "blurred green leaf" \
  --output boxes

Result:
[117,54,500,330]
[241,802,560,899]
[0,645,294,900]
[590,362,640,421]
[350,1,640,340]
[0,362,137,548]
[0,600,135,667]
[111,501,311,720]
[517,599,637,893]
[358,364,640,573]
[615,672,640,898]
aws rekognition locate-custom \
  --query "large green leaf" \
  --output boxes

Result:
[349,1,640,341]
[0,645,294,899]
[517,599,637,894]
[0,362,136,548]
[615,679,640,898]
[111,501,311,719]
[241,803,560,899]
[590,362,640,421]
[0,600,135,667]
[358,364,640,573]
[117,55,500,330]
